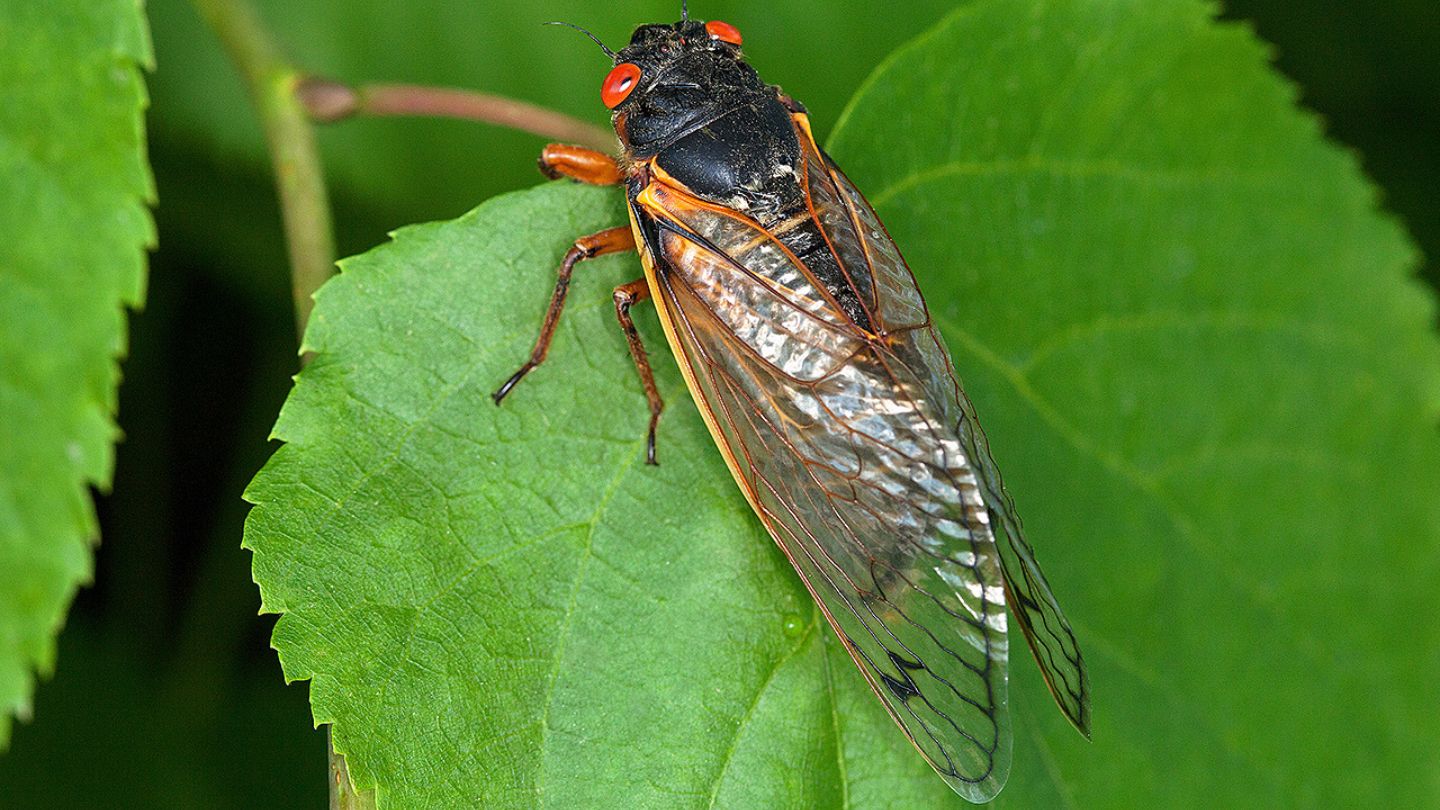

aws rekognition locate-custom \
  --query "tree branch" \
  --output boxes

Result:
[299,78,615,153]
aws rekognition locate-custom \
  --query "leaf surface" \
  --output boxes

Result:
[245,1,1440,805]
[831,1,1440,805]
[0,0,153,746]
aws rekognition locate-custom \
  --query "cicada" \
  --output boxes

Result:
[493,5,1091,801]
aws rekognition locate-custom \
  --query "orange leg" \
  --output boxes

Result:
[492,226,637,404]
[613,279,665,466]
[538,144,624,186]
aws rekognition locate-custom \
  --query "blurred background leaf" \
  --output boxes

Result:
[0,0,1434,807]
[0,0,153,747]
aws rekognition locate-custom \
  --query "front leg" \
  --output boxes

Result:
[492,226,636,403]
[538,144,624,186]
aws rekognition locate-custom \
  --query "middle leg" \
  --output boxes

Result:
[613,279,666,466]
[492,225,636,403]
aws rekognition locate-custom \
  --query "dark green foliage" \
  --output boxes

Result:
[0,0,153,746]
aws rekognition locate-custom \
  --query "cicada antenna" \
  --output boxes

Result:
[682,0,690,23]
[544,21,617,60]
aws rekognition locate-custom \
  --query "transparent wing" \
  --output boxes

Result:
[809,140,1092,735]
[638,185,1015,801]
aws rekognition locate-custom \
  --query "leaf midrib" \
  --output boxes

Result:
[704,619,821,809]
[535,379,683,803]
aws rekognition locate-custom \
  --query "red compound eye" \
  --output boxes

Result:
[601,63,642,108]
[705,20,743,46]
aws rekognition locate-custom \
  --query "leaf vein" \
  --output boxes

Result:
[821,629,852,810]
[535,416,656,801]
[869,157,1287,208]
[704,620,819,809]
[935,313,1335,662]
[1017,309,1366,374]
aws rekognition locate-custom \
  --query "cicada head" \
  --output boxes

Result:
[600,18,769,155]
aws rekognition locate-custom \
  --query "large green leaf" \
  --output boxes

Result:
[831,1,1440,805]
[244,0,1440,805]
[0,1,153,746]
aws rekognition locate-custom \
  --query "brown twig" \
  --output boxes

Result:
[299,78,616,153]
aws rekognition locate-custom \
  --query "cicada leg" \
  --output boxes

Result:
[492,143,633,403]
[492,225,636,403]
[495,146,660,461]
[538,144,624,186]
[612,279,665,466]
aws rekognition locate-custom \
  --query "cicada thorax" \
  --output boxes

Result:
[629,98,879,334]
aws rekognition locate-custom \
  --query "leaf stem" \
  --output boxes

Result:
[188,1,364,806]
[299,78,616,153]
[190,0,336,340]
[328,728,377,810]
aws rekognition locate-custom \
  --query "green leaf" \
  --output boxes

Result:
[832,1,1440,805]
[0,1,154,746]
[244,0,1440,805]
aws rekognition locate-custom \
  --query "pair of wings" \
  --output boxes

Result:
[629,115,1090,802]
